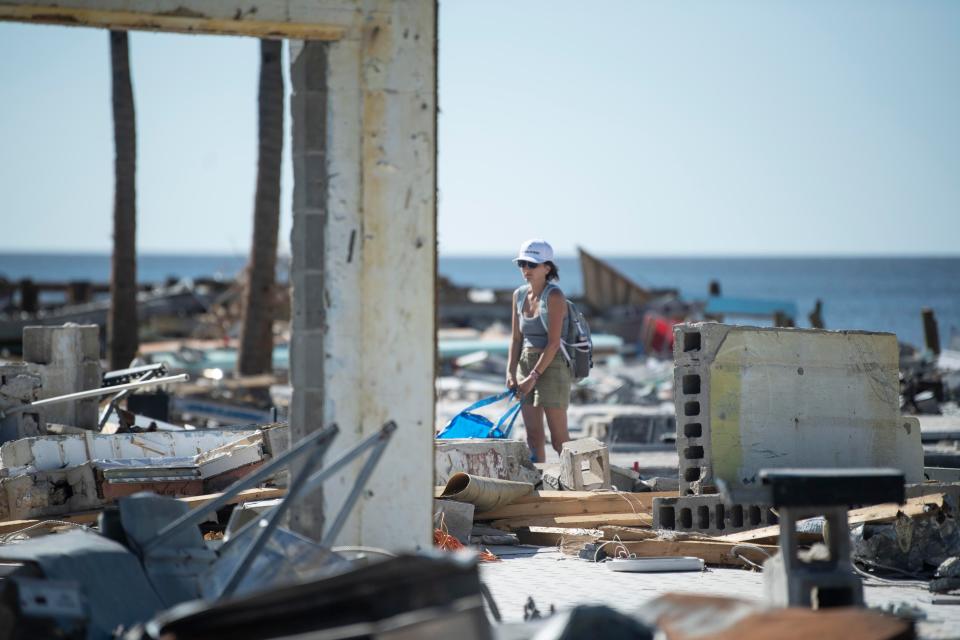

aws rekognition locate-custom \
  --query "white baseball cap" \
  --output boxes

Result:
[512,239,554,265]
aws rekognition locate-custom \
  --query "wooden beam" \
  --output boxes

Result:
[617,539,778,568]
[492,512,653,530]
[715,494,944,545]
[475,491,671,520]
[0,4,345,40]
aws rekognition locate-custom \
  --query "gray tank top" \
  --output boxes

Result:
[517,288,549,349]
[520,309,548,349]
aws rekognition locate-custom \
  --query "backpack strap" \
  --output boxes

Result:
[537,283,573,366]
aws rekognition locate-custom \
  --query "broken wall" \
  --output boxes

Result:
[673,323,923,495]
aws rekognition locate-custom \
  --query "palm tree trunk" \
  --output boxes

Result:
[108,30,139,371]
[237,39,284,376]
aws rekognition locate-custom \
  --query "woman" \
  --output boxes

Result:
[506,239,572,462]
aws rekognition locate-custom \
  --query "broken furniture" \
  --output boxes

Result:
[753,468,905,609]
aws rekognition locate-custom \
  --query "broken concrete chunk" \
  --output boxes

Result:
[23,324,101,429]
[609,464,640,492]
[560,438,611,491]
[434,499,474,544]
[541,463,562,491]
[434,439,539,485]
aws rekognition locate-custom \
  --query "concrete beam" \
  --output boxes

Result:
[0,0,348,39]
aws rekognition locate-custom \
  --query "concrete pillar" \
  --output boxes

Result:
[22,324,102,429]
[289,1,437,551]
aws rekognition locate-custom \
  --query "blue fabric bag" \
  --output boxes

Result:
[436,389,522,439]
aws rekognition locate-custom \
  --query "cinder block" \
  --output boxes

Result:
[653,494,778,535]
[673,322,922,495]
[560,438,611,491]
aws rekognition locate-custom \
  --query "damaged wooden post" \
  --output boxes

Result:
[288,2,437,549]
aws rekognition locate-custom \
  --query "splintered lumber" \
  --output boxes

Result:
[616,539,778,568]
[0,486,287,536]
[492,512,653,530]
[473,490,674,520]
[716,493,944,545]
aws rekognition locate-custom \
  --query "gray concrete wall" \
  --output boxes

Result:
[673,323,922,495]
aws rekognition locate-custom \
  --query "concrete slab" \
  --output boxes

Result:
[673,323,922,495]
[435,440,540,486]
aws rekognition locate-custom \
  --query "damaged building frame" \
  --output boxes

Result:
[0,0,438,550]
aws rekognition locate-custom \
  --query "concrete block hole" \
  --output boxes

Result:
[679,508,692,529]
[683,466,701,482]
[659,506,675,530]
[683,422,702,438]
[682,374,701,395]
[684,401,700,417]
[683,331,701,352]
[683,446,704,460]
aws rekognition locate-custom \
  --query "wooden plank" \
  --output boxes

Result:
[492,512,653,530]
[476,492,666,520]
[0,486,288,536]
[617,539,778,568]
[715,494,944,545]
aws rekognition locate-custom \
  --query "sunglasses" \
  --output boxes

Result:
[517,260,541,269]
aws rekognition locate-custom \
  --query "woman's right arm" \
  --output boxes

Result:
[507,289,522,390]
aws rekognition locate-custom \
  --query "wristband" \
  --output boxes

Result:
[531,369,541,381]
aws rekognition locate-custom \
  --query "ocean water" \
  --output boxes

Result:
[1,253,957,348]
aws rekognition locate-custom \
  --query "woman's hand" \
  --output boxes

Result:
[506,371,518,390]
[518,375,536,396]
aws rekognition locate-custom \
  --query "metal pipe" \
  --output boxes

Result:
[0,373,189,418]
[220,421,395,552]
[143,424,338,552]
[98,368,162,430]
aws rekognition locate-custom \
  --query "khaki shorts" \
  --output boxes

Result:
[518,348,571,409]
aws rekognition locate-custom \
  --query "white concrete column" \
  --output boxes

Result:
[289,0,437,550]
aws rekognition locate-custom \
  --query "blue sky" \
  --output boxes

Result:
[1,1,958,256]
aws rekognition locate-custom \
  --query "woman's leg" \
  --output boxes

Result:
[522,404,546,462]
[543,407,571,457]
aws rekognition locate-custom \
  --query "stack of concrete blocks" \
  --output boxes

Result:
[560,438,611,491]
[22,324,101,431]
[654,322,924,535]
[0,363,43,443]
